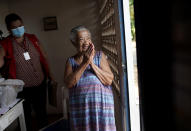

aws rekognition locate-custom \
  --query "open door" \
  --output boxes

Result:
[98,0,140,131]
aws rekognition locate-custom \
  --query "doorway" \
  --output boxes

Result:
[0,0,141,131]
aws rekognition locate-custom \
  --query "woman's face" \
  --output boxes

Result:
[76,30,92,53]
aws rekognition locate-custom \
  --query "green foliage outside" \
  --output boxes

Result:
[129,0,136,41]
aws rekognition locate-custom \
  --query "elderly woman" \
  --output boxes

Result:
[64,26,116,131]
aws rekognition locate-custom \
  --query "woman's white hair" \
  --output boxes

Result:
[70,25,91,44]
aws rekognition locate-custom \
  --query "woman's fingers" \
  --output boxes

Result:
[87,44,94,55]
[87,47,92,55]
[83,43,94,63]
[91,43,95,49]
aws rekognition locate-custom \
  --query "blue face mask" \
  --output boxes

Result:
[11,26,25,37]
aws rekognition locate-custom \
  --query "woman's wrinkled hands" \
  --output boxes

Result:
[82,43,95,65]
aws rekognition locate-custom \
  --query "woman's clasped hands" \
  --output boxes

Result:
[82,43,95,65]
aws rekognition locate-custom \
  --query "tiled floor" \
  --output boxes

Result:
[40,118,70,131]
[5,114,63,131]
[32,114,63,131]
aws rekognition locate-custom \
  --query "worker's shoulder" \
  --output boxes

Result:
[0,35,12,47]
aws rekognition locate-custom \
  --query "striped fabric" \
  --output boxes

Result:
[12,37,44,87]
[69,51,116,131]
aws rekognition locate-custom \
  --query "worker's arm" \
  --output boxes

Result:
[0,45,5,68]
[36,39,55,81]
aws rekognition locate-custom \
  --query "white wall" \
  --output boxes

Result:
[5,0,101,114]
[0,0,10,37]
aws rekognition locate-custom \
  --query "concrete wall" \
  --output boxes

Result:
[0,0,10,37]
[4,0,101,114]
